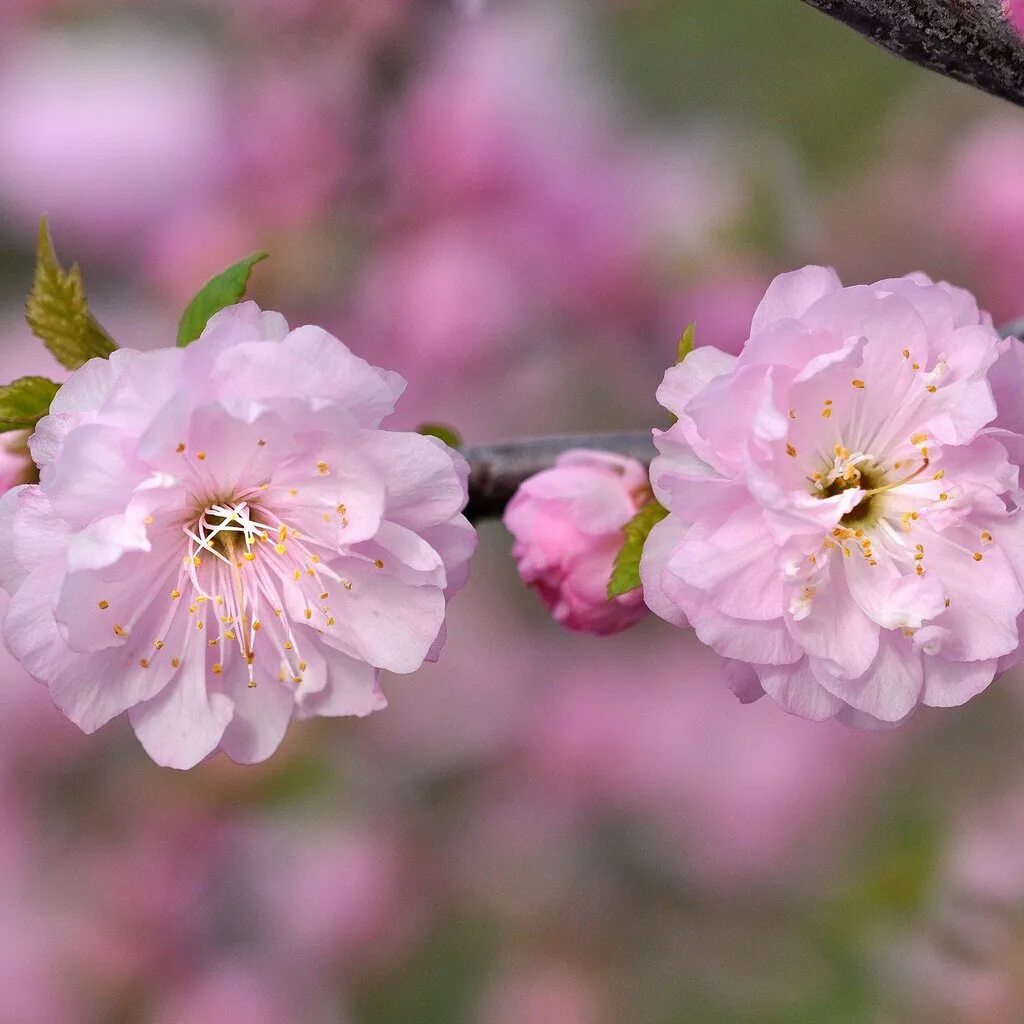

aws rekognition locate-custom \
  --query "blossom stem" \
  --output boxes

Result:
[799,0,1024,108]
[463,432,654,521]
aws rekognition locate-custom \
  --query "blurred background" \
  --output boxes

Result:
[2,1,1024,1021]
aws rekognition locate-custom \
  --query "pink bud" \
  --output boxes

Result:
[504,450,649,636]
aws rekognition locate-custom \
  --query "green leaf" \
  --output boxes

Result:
[25,219,117,369]
[417,422,463,449]
[677,322,695,362]
[998,317,1024,340]
[607,497,668,598]
[176,251,269,348]
[0,375,61,432]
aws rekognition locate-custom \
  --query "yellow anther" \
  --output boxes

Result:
[176,442,186,453]
[244,551,257,562]
[196,451,206,461]
[113,624,127,638]
[212,664,222,675]
[374,559,384,569]
[317,461,329,475]
[275,543,287,555]
[933,469,945,480]
[98,600,109,610]
[973,552,984,562]
[940,492,949,501]
[926,384,937,393]
[851,379,865,389]
[171,589,181,600]
[981,531,993,543]
[304,608,312,620]
[786,443,797,457]
[171,657,181,669]
[902,348,911,359]
[283,641,293,651]
[154,640,165,650]
[911,433,928,445]
[252,621,261,631]
[139,658,149,668]
[327,616,336,626]
[822,407,832,419]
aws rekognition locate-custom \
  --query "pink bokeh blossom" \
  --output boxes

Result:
[642,266,1024,724]
[0,303,475,768]
[0,30,223,250]
[505,450,650,636]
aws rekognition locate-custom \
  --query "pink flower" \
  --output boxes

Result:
[504,450,649,635]
[0,303,476,768]
[1008,0,1024,36]
[641,266,1024,724]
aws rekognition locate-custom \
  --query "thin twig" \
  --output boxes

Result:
[463,432,654,521]
[799,0,1024,107]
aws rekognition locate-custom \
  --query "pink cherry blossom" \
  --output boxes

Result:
[0,302,475,768]
[505,450,650,636]
[641,266,1024,724]
[1008,0,1024,36]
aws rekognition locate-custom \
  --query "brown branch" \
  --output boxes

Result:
[799,0,1024,107]
[463,432,654,521]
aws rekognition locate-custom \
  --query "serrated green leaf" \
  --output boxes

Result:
[417,422,463,449]
[677,322,695,362]
[177,251,269,347]
[607,498,668,599]
[25,219,117,369]
[0,375,61,432]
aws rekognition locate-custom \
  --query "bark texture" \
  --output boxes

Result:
[800,0,1024,106]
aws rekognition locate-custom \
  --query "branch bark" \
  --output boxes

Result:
[463,432,654,521]
[799,0,1024,107]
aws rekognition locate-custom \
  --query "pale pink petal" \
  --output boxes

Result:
[749,265,842,335]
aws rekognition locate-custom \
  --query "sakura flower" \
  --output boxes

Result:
[641,266,1024,724]
[505,450,649,636]
[0,303,476,768]
[1008,0,1024,37]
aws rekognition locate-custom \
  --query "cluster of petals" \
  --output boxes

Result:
[0,303,476,768]
[504,449,649,636]
[641,266,1024,725]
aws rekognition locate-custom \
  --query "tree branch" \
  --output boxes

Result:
[799,0,1024,107]
[463,432,654,521]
